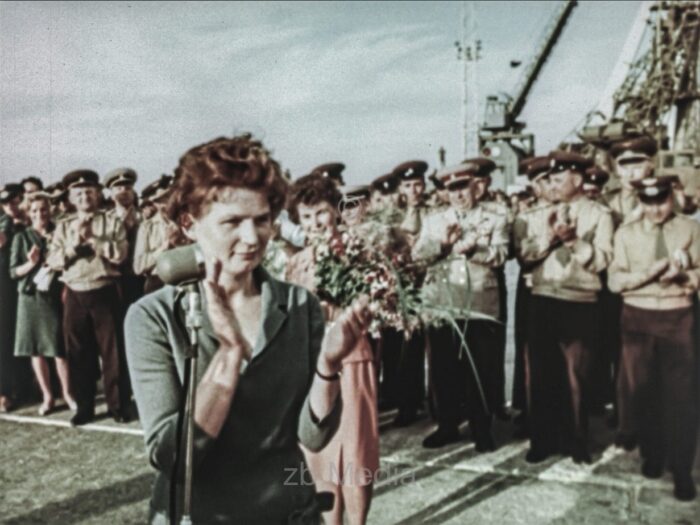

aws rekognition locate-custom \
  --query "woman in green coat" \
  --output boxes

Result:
[10,194,76,415]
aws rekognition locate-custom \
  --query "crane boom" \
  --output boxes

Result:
[509,0,577,121]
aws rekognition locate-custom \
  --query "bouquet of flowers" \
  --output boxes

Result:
[313,227,424,338]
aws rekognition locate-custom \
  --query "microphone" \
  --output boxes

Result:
[155,244,206,285]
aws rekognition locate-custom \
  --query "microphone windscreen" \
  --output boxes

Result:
[155,244,205,285]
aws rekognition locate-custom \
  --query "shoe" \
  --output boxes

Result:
[393,410,417,428]
[38,399,55,416]
[525,447,553,464]
[641,460,664,480]
[614,433,637,451]
[70,410,95,426]
[109,409,130,423]
[571,441,592,465]
[474,432,496,453]
[494,407,511,422]
[422,427,461,449]
[673,473,697,502]
[64,397,78,412]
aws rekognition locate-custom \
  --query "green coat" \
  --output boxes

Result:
[10,226,64,357]
[125,266,341,524]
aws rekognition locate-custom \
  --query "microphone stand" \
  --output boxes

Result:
[180,282,202,525]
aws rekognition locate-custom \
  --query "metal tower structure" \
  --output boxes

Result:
[456,1,481,158]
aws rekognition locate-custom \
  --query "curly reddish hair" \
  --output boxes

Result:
[167,134,288,222]
[287,173,342,223]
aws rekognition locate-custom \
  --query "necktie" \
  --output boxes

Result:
[554,203,572,266]
[654,224,669,260]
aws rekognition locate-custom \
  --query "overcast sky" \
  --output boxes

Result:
[0,1,643,188]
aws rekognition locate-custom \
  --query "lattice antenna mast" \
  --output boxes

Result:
[455,1,481,158]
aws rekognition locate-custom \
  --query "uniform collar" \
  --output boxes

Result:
[642,213,675,232]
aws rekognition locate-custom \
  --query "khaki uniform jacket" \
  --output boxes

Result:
[608,214,700,310]
[604,188,642,228]
[412,204,509,318]
[133,212,171,277]
[517,197,614,303]
[106,206,141,276]
[46,211,128,291]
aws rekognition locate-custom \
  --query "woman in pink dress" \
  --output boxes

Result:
[286,174,379,525]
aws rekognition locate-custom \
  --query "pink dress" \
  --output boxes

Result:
[286,247,380,488]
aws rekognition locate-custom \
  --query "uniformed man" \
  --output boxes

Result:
[339,185,371,227]
[605,135,657,226]
[467,157,513,419]
[583,166,610,201]
[46,170,130,425]
[133,175,181,293]
[0,184,27,412]
[393,160,429,246]
[414,160,509,450]
[582,164,618,415]
[45,182,73,220]
[608,174,699,501]
[104,167,143,306]
[519,151,614,463]
[604,135,657,444]
[511,156,552,435]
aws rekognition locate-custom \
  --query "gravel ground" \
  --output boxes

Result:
[1,407,698,524]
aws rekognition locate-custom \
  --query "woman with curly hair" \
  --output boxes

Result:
[125,135,371,524]
[286,173,380,525]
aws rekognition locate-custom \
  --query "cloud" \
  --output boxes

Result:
[1,1,643,187]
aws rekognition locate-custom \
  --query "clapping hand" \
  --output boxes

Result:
[203,258,252,363]
[27,245,41,266]
[453,231,478,256]
[659,261,686,285]
[441,223,462,249]
[548,210,577,244]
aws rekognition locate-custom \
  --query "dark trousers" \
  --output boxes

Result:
[120,274,144,308]
[64,284,127,413]
[592,282,620,411]
[494,266,508,410]
[528,296,597,454]
[428,319,499,433]
[512,271,530,412]
[379,327,425,414]
[0,285,18,398]
[619,304,697,476]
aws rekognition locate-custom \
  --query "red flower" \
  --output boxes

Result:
[329,236,345,257]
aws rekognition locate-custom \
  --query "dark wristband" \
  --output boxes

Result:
[315,365,340,381]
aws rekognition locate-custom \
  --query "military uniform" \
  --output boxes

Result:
[519,152,614,463]
[608,175,699,501]
[511,157,550,423]
[104,168,143,306]
[414,162,509,450]
[46,170,130,424]
[133,175,176,294]
[372,163,430,425]
[472,159,513,416]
